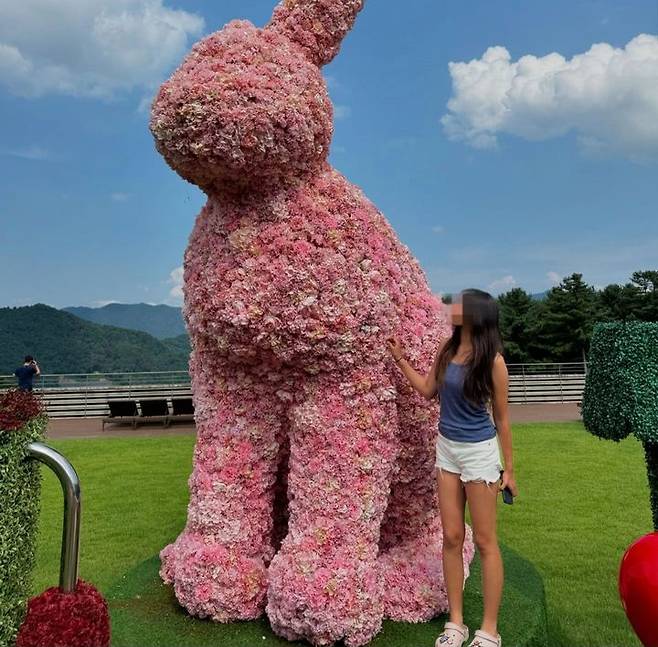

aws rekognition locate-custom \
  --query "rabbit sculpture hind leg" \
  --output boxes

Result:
[266,363,400,647]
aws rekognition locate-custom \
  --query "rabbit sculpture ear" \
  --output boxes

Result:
[267,0,365,66]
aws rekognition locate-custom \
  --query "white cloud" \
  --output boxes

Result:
[2,145,52,160]
[0,0,204,99]
[441,34,658,160]
[427,262,515,297]
[111,192,130,202]
[10,296,37,307]
[428,235,658,296]
[137,94,154,114]
[488,275,517,293]
[325,75,340,90]
[431,225,445,234]
[547,271,562,285]
[91,299,120,307]
[334,104,351,119]
[168,266,183,301]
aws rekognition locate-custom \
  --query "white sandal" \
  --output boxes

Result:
[436,621,469,647]
[467,628,502,647]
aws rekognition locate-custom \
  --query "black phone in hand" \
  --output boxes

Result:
[499,470,514,505]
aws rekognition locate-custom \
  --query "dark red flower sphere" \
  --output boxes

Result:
[16,580,110,647]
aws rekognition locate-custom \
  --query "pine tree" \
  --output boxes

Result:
[497,288,534,363]
[526,274,598,363]
[598,283,642,322]
[630,271,658,321]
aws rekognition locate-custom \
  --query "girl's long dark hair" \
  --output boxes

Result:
[435,289,503,405]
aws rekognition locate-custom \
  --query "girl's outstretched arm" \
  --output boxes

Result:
[492,354,518,496]
[387,337,446,401]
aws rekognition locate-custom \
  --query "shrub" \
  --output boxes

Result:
[582,322,658,529]
[0,390,48,646]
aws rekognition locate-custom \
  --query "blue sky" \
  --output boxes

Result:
[1,0,657,309]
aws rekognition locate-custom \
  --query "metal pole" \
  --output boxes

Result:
[26,442,81,592]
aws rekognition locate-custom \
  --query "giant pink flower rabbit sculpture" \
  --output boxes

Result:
[151,1,475,645]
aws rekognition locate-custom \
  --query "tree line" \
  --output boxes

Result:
[492,271,658,364]
[443,271,658,364]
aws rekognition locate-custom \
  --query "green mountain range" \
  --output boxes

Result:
[63,302,185,339]
[1,304,190,375]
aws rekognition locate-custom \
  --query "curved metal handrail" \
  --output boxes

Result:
[26,442,81,592]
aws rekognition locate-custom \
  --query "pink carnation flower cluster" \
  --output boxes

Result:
[150,20,332,195]
[270,0,365,66]
[151,2,476,645]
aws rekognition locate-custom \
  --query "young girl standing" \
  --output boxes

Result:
[387,288,518,647]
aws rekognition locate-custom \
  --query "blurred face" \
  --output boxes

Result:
[450,300,464,327]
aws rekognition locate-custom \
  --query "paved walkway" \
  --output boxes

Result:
[46,403,581,440]
[508,402,581,423]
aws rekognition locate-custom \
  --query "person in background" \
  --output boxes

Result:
[15,355,41,392]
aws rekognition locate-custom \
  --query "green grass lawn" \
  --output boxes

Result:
[32,422,651,647]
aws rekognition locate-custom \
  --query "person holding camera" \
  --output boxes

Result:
[14,355,41,392]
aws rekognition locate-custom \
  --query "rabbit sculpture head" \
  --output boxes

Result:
[150,0,364,195]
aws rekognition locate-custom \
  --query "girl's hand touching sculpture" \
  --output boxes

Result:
[387,336,404,362]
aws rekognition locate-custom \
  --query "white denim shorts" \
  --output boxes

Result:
[436,431,503,486]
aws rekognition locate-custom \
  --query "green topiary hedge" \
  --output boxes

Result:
[582,321,658,529]
[0,411,48,646]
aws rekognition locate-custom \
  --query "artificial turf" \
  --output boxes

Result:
[31,421,651,647]
[107,543,547,647]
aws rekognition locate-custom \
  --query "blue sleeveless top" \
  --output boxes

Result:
[438,362,496,442]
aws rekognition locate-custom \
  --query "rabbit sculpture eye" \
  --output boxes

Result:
[151,2,475,647]
[150,1,364,195]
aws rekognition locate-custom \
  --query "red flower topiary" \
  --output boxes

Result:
[16,580,110,647]
[0,389,44,432]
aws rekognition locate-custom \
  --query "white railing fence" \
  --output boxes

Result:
[1,363,586,418]
[0,371,191,391]
[506,362,586,404]
[0,371,191,419]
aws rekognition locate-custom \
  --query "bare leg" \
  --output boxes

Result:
[437,470,467,625]
[378,371,475,621]
[465,480,503,637]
